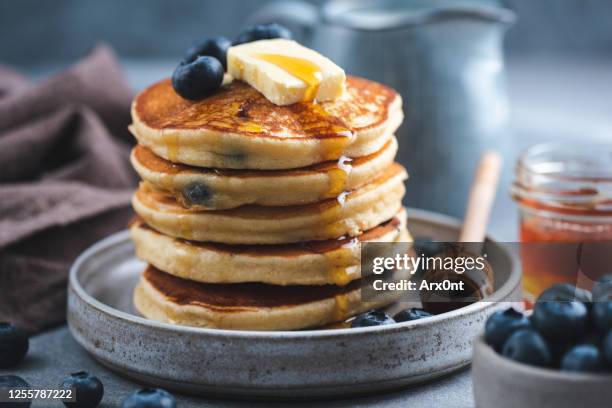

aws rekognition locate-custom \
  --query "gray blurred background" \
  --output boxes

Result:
[1,0,610,240]
[1,0,612,69]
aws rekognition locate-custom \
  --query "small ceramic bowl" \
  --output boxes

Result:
[472,336,612,408]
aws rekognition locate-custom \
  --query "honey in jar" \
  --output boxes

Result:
[512,142,612,302]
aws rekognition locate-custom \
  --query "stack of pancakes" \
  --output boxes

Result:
[129,75,411,330]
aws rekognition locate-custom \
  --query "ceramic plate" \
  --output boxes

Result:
[67,208,521,399]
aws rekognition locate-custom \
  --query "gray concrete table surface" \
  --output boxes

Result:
[0,327,474,407]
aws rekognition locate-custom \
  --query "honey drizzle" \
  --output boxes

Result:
[238,122,264,133]
[177,214,193,240]
[256,54,323,102]
[165,133,180,162]
[327,237,360,286]
[327,156,353,197]
[333,293,349,321]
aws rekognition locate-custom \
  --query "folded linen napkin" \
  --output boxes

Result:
[0,45,138,333]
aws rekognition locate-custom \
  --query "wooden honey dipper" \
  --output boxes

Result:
[459,151,503,243]
[419,151,502,313]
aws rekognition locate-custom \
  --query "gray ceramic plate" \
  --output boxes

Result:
[67,208,522,399]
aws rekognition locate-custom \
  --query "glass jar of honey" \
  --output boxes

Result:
[512,142,612,302]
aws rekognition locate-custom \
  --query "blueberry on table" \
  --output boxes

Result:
[121,388,176,408]
[531,300,588,343]
[0,375,31,407]
[0,322,29,368]
[60,371,104,408]
[184,36,231,70]
[394,308,433,323]
[502,329,552,367]
[603,330,612,366]
[537,283,592,304]
[351,311,395,328]
[593,274,612,301]
[560,344,606,373]
[172,55,224,100]
[233,23,292,45]
[592,300,612,333]
[484,308,531,351]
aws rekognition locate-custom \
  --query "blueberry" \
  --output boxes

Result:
[531,300,588,343]
[0,322,29,368]
[502,329,552,367]
[60,371,103,408]
[0,375,31,407]
[604,330,612,366]
[121,388,176,408]
[184,36,231,70]
[351,310,395,328]
[394,308,433,323]
[171,55,223,100]
[484,308,531,351]
[182,183,212,206]
[560,344,606,373]
[537,283,592,304]
[593,274,612,301]
[233,23,292,45]
[592,300,612,333]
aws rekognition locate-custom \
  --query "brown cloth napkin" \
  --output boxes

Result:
[0,45,138,333]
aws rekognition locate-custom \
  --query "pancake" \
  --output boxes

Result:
[130,208,411,286]
[130,76,402,170]
[131,136,399,210]
[132,163,407,244]
[134,265,407,331]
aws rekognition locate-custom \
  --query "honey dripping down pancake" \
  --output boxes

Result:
[130,76,402,169]
[130,33,410,331]
[134,264,409,331]
[130,137,399,210]
[131,163,407,244]
[130,209,410,286]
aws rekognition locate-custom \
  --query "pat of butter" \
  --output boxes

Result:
[227,39,345,106]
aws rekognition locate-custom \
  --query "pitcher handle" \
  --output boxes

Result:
[246,0,320,43]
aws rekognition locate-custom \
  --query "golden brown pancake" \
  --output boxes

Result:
[134,264,408,330]
[130,208,411,286]
[131,163,407,244]
[130,136,400,210]
[130,76,402,169]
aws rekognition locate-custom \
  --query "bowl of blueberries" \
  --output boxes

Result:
[473,275,612,408]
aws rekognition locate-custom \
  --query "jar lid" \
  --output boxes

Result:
[512,142,612,215]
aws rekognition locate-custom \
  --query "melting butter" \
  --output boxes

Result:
[256,54,322,102]
[227,39,345,106]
